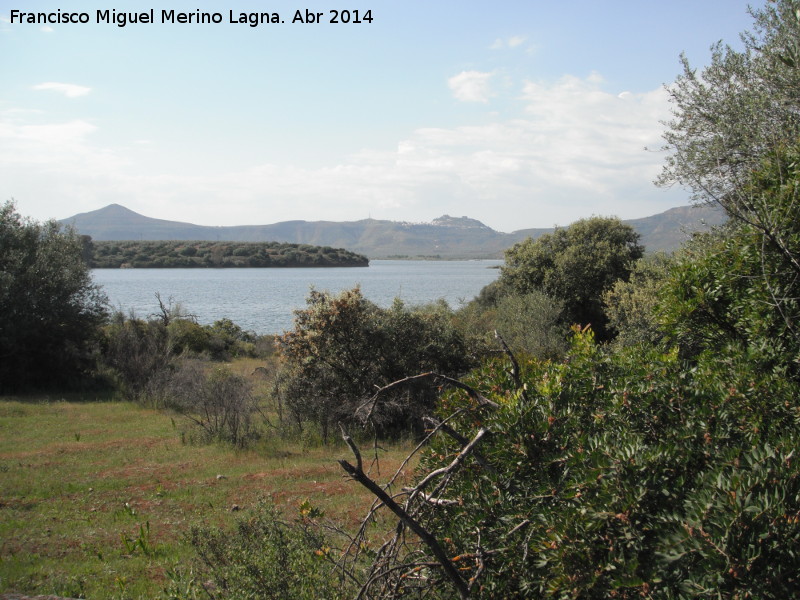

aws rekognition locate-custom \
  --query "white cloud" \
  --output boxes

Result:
[1,73,686,232]
[490,35,527,50]
[33,82,91,98]
[447,70,494,103]
[40,25,54,33]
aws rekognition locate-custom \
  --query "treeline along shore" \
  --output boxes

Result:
[87,239,369,268]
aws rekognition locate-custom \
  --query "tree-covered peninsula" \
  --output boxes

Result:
[87,239,369,268]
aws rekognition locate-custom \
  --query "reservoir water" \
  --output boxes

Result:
[92,259,502,335]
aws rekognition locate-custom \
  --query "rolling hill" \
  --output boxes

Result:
[60,203,727,258]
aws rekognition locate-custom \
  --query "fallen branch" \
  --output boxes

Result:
[412,428,491,495]
[423,416,497,476]
[339,427,471,600]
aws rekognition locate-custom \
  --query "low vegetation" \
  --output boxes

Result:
[88,239,369,269]
[0,392,415,599]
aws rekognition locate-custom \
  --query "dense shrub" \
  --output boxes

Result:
[0,201,108,391]
[603,251,673,348]
[276,288,472,440]
[100,312,171,403]
[348,329,800,598]
[498,216,644,340]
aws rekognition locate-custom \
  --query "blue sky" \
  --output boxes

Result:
[1,1,760,232]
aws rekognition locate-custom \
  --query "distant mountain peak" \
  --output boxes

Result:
[431,215,493,230]
[95,203,137,214]
[59,203,726,257]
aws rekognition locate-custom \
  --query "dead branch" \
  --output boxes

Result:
[339,409,468,575]
[339,422,362,472]
[494,330,530,403]
[339,428,470,600]
[411,428,491,496]
[507,519,531,537]
[402,488,461,507]
[423,416,498,476]
[357,372,498,423]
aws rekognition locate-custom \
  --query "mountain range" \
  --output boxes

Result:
[60,203,727,258]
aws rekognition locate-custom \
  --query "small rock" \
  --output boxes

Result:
[216,474,227,480]
[230,504,241,512]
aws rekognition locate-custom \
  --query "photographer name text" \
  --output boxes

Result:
[9,8,373,27]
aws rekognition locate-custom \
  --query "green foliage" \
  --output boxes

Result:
[604,252,674,348]
[495,291,568,358]
[100,312,172,403]
[457,289,568,359]
[175,501,351,600]
[89,240,369,268]
[349,137,800,598]
[167,319,212,355]
[660,143,800,381]
[360,329,800,598]
[0,201,108,391]
[498,216,644,340]
[276,288,472,439]
[204,318,259,359]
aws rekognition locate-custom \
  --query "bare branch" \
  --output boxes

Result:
[339,422,362,472]
[339,458,470,599]
[412,428,491,495]
[357,372,498,423]
[494,330,530,403]
[402,488,461,507]
[423,416,498,476]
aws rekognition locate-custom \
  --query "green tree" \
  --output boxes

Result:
[659,0,800,377]
[498,216,644,340]
[0,201,108,391]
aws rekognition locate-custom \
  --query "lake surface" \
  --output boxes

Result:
[92,260,502,334]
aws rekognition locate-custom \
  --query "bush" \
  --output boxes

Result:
[169,502,351,600]
[276,289,472,440]
[349,329,800,598]
[168,362,259,448]
[492,290,567,359]
[0,201,108,391]
[604,252,674,348]
[498,216,644,340]
[99,312,171,403]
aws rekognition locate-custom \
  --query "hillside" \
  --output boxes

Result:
[61,203,727,258]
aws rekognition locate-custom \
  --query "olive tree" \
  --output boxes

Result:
[660,0,800,357]
[0,201,108,391]
[659,0,800,206]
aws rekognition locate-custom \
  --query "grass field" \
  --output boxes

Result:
[0,383,414,599]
